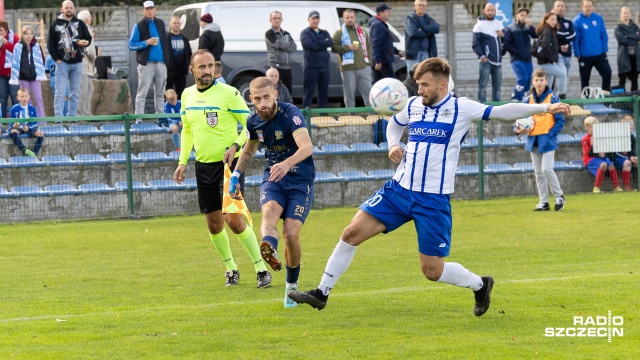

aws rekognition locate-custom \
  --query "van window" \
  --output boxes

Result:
[174,8,201,42]
[219,7,269,40]
[336,7,399,43]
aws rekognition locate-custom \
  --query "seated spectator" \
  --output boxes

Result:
[163,89,182,152]
[214,61,226,84]
[45,54,68,118]
[515,69,565,211]
[614,115,637,190]
[402,63,419,97]
[9,25,47,118]
[266,67,293,103]
[581,116,622,193]
[8,88,44,158]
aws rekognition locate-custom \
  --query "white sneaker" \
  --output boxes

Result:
[284,283,298,308]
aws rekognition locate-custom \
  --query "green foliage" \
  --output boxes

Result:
[0,193,638,358]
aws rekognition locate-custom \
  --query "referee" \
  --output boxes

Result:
[173,49,271,288]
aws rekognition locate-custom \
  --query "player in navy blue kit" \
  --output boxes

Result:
[288,58,571,315]
[230,77,315,308]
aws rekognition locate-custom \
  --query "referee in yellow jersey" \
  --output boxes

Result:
[173,50,271,288]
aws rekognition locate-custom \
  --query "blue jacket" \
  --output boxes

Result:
[556,15,575,57]
[472,17,504,65]
[503,22,537,62]
[369,16,398,64]
[300,27,332,69]
[521,87,565,154]
[404,12,439,60]
[572,12,608,58]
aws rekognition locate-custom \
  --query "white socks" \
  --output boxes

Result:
[318,239,358,296]
[437,262,483,291]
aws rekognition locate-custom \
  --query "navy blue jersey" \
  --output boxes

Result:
[246,102,315,183]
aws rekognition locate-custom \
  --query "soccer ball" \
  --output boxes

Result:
[369,78,408,116]
[515,117,535,131]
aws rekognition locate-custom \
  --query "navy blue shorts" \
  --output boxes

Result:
[359,180,452,257]
[260,178,313,223]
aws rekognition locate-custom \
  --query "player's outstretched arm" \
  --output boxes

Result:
[489,102,571,122]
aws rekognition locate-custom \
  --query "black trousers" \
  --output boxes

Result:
[578,53,612,91]
[302,66,329,108]
[279,68,293,94]
[371,62,395,84]
[167,73,187,99]
[618,55,638,91]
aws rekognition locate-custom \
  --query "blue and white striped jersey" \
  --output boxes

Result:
[391,95,492,194]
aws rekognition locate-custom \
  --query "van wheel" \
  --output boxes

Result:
[232,75,256,107]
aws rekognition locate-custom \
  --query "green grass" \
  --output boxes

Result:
[0,193,638,359]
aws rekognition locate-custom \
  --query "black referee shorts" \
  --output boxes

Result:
[194,158,245,214]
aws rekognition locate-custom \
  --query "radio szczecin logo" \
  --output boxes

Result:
[544,310,623,342]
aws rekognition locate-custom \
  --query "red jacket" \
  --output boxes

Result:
[0,31,19,77]
[582,133,595,166]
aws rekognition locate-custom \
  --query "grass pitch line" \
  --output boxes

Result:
[0,272,632,324]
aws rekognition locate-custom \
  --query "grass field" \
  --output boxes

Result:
[0,192,638,359]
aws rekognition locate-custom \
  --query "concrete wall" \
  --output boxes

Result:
[5,1,639,104]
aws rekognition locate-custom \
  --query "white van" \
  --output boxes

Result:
[173,1,406,104]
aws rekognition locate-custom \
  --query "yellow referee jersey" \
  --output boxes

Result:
[179,81,250,165]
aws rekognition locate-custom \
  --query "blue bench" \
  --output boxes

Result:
[43,155,76,166]
[75,154,110,165]
[148,180,186,190]
[367,169,395,180]
[79,183,116,193]
[338,171,372,181]
[69,125,104,136]
[45,184,82,195]
[485,163,517,174]
[11,185,47,196]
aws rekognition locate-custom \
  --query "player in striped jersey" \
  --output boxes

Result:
[289,58,570,315]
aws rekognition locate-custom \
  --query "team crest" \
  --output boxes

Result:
[256,130,264,142]
[564,22,569,29]
[206,111,218,127]
[592,20,597,26]
[275,130,283,140]
[440,109,452,118]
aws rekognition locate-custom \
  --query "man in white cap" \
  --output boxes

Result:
[128,0,171,122]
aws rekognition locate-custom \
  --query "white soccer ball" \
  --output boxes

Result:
[515,117,535,131]
[369,78,408,116]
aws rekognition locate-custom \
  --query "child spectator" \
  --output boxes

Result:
[45,54,68,117]
[582,116,622,193]
[515,69,566,211]
[615,115,637,190]
[8,88,44,158]
[9,25,47,118]
[163,89,182,151]
[214,61,226,84]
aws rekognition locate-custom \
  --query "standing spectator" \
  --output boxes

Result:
[163,88,182,152]
[0,20,20,118]
[167,15,192,98]
[265,11,296,93]
[552,1,575,76]
[9,88,43,158]
[582,116,622,192]
[615,6,640,92]
[266,67,292,103]
[402,62,419,97]
[173,50,271,288]
[47,0,92,118]
[614,115,637,191]
[370,3,404,84]
[472,3,504,102]
[198,14,224,62]
[128,0,171,121]
[9,26,47,118]
[572,0,612,92]
[515,69,566,211]
[535,13,567,99]
[230,77,316,308]
[331,8,373,108]
[404,0,439,73]
[300,10,332,109]
[503,8,537,101]
[77,10,96,116]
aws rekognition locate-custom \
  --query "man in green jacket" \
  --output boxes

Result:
[331,9,373,108]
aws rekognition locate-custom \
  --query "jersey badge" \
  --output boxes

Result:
[440,109,452,118]
[256,130,264,142]
[206,112,218,127]
[292,116,302,126]
[275,130,283,140]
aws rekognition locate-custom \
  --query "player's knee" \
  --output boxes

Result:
[608,164,616,170]
[340,225,360,246]
[599,163,607,170]
[421,265,442,282]
[207,223,224,234]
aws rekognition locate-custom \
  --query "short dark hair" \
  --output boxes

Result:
[0,20,8,33]
[414,58,451,82]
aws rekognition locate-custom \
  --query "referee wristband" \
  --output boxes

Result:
[232,170,242,178]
